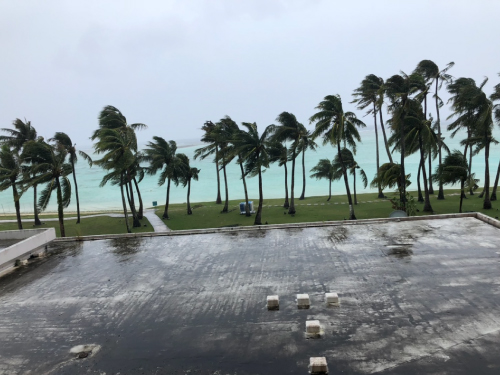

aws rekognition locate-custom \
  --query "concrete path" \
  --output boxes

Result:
[0,209,172,233]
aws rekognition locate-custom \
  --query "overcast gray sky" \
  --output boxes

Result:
[1,0,499,148]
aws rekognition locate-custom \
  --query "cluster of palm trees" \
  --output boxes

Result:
[1,60,499,235]
[0,119,91,236]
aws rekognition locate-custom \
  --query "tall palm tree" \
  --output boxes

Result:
[435,151,469,213]
[49,132,92,224]
[268,142,290,208]
[298,130,317,200]
[22,141,72,237]
[332,148,368,205]
[93,106,145,227]
[415,60,454,199]
[177,154,200,215]
[196,121,222,204]
[447,77,496,209]
[0,145,24,229]
[232,122,273,225]
[490,74,500,200]
[272,112,304,215]
[143,137,179,219]
[310,158,335,201]
[385,72,425,212]
[310,95,365,220]
[352,74,392,198]
[0,118,42,225]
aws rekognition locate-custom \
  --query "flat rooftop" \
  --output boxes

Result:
[1,217,500,374]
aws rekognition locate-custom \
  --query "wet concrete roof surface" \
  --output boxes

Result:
[1,217,500,374]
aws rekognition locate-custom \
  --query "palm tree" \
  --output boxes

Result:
[385,72,425,212]
[435,151,468,213]
[22,141,72,237]
[143,137,179,219]
[310,95,366,220]
[232,122,273,225]
[447,77,496,209]
[415,60,454,200]
[0,145,24,229]
[332,149,368,205]
[352,74,392,198]
[371,162,411,193]
[271,112,303,215]
[490,74,500,200]
[298,130,317,200]
[310,159,335,201]
[196,121,222,204]
[177,154,200,215]
[268,142,290,208]
[93,127,136,232]
[0,118,42,225]
[49,132,92,224]
[93,106,145,227]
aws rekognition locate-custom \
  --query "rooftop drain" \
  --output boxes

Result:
[309,357,328,374]
[297,294,310,309]
[325,292,339,305]
[69,344,101,360]
[267,295,279,310]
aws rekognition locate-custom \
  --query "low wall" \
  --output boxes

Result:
[0,228,56,277]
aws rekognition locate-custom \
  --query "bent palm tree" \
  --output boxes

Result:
[49,132,92,224]
[177,154,200,215]
[196,121,222,204]
[0,118,41,225]
[310,94,365,220]
[435,151,468,213]
[333,149,368,205]
[310,159,335,201]
[0,145,24,229]
[268,142,290,208]
[298,130,317,200]
[23,141,72,237]
[233,122,273,225]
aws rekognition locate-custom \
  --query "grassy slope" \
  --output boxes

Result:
[0,216,152,237]
[155,189,500,230]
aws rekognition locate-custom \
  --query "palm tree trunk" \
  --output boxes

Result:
[120,173,131,233]
[468,135,474,195]
[373,104,383,198]
[238,160,250,216]
[379,106,393,164]
[459,179,465,213]
[215,146,222,204]
[483,140,492,209]
[70,159,81,224]
[428,154,434,194]
[462,142,469,199]
[221,159,229,213]
[399,109,407,212]
[163,178,171,219]
[288,148,296,214]
[490,159,500,201]
[133,177,143,219]
[299,149,306,200]
[254,163,263,225]
[417,160,424,202]
[55,177,66,237]
[338,142,356,220]
[33,183,42,225]
[328,179,332,201]
[127,179,141,227]
[283,163,289,208]
[187,179,192,215]
[419,137,433,212]
[12,183,22,230]
[436,78,445,200]
[353,171,357,205]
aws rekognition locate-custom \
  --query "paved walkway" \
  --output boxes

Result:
[0,209,171,233]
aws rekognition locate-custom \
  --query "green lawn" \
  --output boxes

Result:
[0,215,152,237]
[153,189,500,230]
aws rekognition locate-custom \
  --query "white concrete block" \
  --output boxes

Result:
[267,295,279,309]
[297,293,310,308]
[325,292,339,304]
[306,320,320,334]
[309,357,328,374]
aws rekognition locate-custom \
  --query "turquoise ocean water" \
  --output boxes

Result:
[1,128,499,214]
